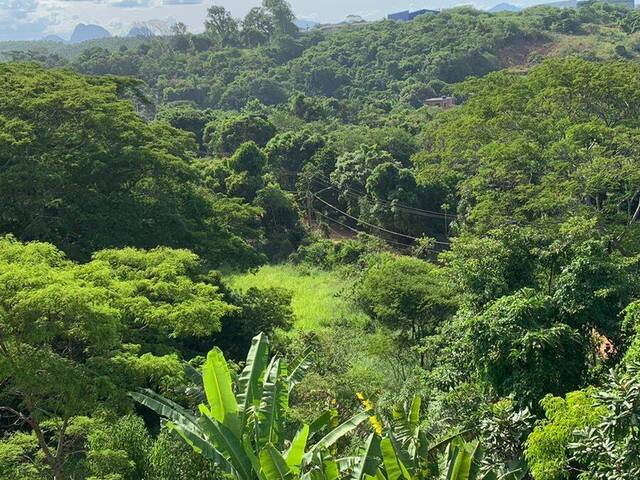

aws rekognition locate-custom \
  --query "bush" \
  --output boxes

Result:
[525,390,605,480]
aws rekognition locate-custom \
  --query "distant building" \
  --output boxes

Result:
[424,96,455,108]
[387,9,438,22]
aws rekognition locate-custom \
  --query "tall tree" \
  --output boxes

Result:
[263,0,298,36]
[242,7,274,46]
[0,64,261,267]
[204,5,240,47]
[0,238,236,479]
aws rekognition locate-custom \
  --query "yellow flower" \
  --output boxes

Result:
[355,393,383,434]
[369,415,384,436]
[356,393,374,412]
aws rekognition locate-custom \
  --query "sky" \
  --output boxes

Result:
[0,0,532,41]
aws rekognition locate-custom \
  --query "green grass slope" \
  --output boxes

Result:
[228,264,368,331]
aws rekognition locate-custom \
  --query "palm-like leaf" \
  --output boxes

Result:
[381,437,412,480]
[202,347,241,435]
[237,333,270,424]
[304,411,370,463]
[353,433,382,480]
[131,333,366,480]
[288,345,313,394]
[199,413,254,479]
[130,390,227,466]
[260,443,293,480]
[285,424,310,474]
[258,357,289,448]
[443,438,480,480]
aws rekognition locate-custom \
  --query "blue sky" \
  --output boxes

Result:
[0,0,531,41]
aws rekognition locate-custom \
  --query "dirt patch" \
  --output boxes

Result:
[497,40,555,69]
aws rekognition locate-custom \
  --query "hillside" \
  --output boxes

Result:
[1,2,640,479]
[0,36,150,59]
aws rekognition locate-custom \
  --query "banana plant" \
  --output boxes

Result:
[441,437,485,480]
[341,395,505,480]
[342,432,494,480]
[131,333,368,480]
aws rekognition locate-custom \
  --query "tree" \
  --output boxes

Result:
[357,254,456,364]
[364,162,426,236]
[220,76,287,110]
[400,84,437,108]
[170,22,192,52]
[229,141,268,176]
[0,64,261,268]
[254,184,305,260]
[85,415,153,480]
[263,0,298,37]
[330,145,398,218]
[242,7,274,46]
[0,237,240,479]
[552,240,632,339]
[204,5,239,47]
[470,289,586,407]
[569,365,640,480]
[155,103,211,148]
[417,58,640,237]
[265,130,325,189]
[208,114,276,156]
[525,390,605,480]
[148,429,219,479]
[441,227,539,309]
[224,142,267,202]
[133,333,369,479]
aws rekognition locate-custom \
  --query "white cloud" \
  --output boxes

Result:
[162,0,202,5]
[0,0,61,39]
[0,0,501,41]
[107,0,154,7]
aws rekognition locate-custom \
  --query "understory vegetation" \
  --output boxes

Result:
[2,1,640,479]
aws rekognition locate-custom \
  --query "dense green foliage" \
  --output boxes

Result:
[0,63,263,267]
[3,2,640,479]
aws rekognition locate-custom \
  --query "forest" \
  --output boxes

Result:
[1,1,640,479]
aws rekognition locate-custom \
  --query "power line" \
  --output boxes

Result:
[311,176,455,220]
[314,210,415,250]
[312,193,451,246]
[311,174,456,219]
[281,169,457,219]
[308,172,457,219]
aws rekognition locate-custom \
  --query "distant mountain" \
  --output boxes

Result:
[127,20,174,38]
[70,24,112,44]
[541,0,577,7]
[295,19,319,30]
[42,35,65,43]
[127,25,155,38]
[488,2,523,12]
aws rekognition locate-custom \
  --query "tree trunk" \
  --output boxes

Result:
[52,463,65,480]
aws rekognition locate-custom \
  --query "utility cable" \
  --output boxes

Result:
[313,210,415,250]
[312,193,451,246]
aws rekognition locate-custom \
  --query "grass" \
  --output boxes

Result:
[549,27,638,61]
[228,264,368,331]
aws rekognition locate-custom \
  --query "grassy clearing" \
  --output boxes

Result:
[228,264,368,331]
[548,28,638,60]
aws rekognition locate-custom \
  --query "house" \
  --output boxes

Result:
[424,96,455,108]
[387,9,438,22]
